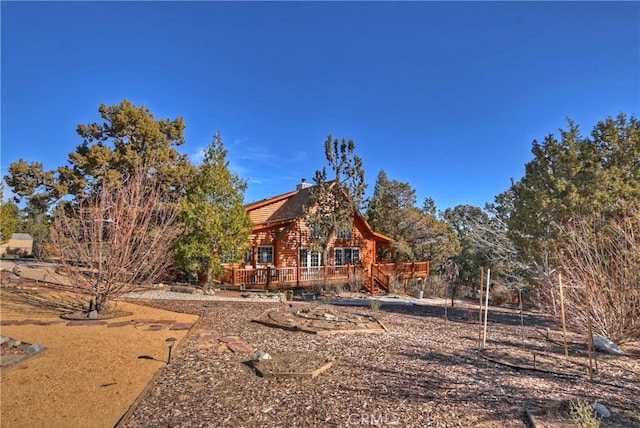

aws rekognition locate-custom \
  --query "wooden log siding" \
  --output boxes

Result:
[275,223,301,268]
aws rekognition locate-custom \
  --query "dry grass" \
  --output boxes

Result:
[0,285,198,428]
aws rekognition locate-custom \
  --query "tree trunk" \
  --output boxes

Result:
[95,294,109,313]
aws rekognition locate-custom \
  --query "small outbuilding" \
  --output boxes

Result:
[0,233,34,258]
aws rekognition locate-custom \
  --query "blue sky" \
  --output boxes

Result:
[2,1,638,212]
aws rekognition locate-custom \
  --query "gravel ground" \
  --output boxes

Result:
[123,290,284,302]
[122,299,640,428]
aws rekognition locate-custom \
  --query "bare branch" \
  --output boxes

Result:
[536,203,640,342]
[50,168,180,312]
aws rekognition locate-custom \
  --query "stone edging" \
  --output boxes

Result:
[113,313,203,427]
[1,336,48,376]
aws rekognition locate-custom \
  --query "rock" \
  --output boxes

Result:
[27,343,45,353]
[88,310,98,319]
[592,402,610,418]
[251,351,272,361]
[6,339,21,347]
[9,274,20,280]
[169,322,194,330]
[593,336,624,355]
[0,335,10,345]
[1,354,25,367]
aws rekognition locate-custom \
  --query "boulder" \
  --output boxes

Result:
[27,343,45,353]
[592,402,610,418]
[251,351,272,361]
[593,336,624,356]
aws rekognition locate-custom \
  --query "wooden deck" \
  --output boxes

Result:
[220,261,429,294]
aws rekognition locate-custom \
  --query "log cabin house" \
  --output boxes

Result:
[221,180,429,293]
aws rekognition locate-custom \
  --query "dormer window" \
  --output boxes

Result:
[336,229,353,239]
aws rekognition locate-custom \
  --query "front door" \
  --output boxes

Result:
[299,248,321,279]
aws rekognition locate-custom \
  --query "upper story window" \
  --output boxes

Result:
[309,223,352,240]
[335,228,353,239]
[257,246,274,264]
[310,224,322,239]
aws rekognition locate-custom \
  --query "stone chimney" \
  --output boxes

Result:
[296,178,312,190]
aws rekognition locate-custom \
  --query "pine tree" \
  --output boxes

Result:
[496,113,640,266]
[305,135,367,265]
[0,185,19,244]
[366,170,459,266]
[173,132,252,284]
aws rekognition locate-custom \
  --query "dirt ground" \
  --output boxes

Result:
[123,299,640,428]
[0,285,198,428]
[1,260,639,427]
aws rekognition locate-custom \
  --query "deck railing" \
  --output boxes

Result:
[370,263,391,293]
[222,264,358,288]
[220,261,429,292]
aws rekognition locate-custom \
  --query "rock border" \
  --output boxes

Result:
[60,310,133,321]
[0,336,48,375]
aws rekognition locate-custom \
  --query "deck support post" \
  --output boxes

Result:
[266,266,271,288]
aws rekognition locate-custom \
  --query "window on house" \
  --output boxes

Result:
[257,246,274,264]
[336,228,353,239]
[310,224,322,239]
[244,248,253,265]
[334,247,360,266]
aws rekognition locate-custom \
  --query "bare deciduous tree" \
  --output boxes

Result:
[50,169,180,313]
[465,207,531,288]
[537,203,640,342]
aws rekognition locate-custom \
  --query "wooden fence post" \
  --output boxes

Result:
[478,266,484,351]
[558,273,569,359]
[483,268,491,349]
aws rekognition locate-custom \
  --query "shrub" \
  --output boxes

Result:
[536,202,640,342]
[170,285,197,294]
[370,300,384,320]
[569,400,601,428]
[423,276,447,298]
[347,272,364,292]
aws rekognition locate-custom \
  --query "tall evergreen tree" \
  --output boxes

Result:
[0,185,19,244]
[17,199,52,257]
[5,100,196,209]
[496,113,640,267]
[305,135,366,264]
[366,169,416,239]
[173,132,252,284]
[366,170,459,267]
[442,205,491,284]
